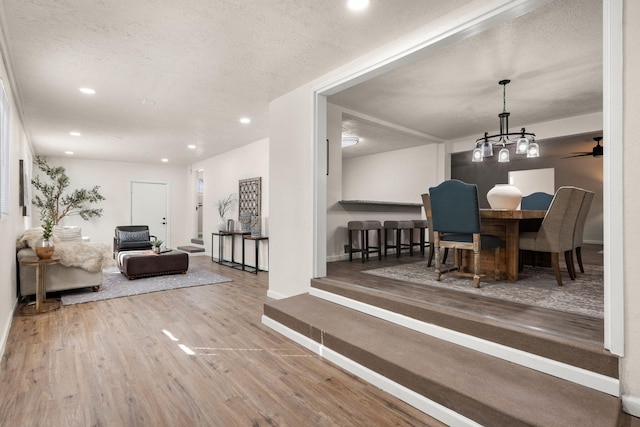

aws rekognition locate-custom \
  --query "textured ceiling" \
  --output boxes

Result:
[335,0,602,158]
[0,0,475,165]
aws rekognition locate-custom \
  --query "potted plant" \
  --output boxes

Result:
[151,240,164,253]
[35,217,55,259]
[216,193,236,231]
[31,156,105,225]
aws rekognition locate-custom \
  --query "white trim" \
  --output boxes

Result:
[602,0,624,355]
[310,287,620,396]
[261,315,483,427]
[622,394,640,418]
[0,298,17,361]
[266,289,290,300]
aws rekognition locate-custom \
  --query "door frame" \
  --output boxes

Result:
[311,0,624,355]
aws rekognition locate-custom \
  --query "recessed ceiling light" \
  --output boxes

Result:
[187,144,196,149]
[64,151,74,155]
[342,136,359,148]
[347,0,369,11]
[69,131,81,136]
[239,117,251,124]
[79,87,96,95]
[161,158,169,163]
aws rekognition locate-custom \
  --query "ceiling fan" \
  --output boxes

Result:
[564,136,603,158]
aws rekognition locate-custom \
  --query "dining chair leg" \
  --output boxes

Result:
[473,248,481,288]
[494,247,501,280]
[434,241,442,281]
[565,250,576,279]
[575,246,585,273]
[427,246,435,267]
[550,252,563,286]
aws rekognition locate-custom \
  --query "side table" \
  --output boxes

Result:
[242,236,269,274]
[19,255,62,315]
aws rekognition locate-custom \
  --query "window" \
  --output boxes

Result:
[0,81,9,220]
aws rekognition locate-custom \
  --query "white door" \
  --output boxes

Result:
[131,181,169,246]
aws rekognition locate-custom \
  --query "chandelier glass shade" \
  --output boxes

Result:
[472,80,538,162]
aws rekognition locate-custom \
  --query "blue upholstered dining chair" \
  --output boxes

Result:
[420,193,448,267]
[428,180,502,288]
[521,192,554,210]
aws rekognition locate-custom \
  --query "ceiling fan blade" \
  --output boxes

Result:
[563,153,593,158]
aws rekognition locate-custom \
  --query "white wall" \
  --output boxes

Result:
[191,138,270,270]
[0,56,34,359]
[32,157,189,249]
[268,85,314,299]
[622,0,640,413]
[326,102,441,260]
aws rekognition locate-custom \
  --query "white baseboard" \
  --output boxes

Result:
[622,394,640,418]
[0,298,18,362]
[266,289,289,300]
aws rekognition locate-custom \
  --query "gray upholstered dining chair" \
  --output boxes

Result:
[521,192,554,210]
[429,180,502,288]
[519,187,585,286]
[420,193,448,267]
[572,189,595,273]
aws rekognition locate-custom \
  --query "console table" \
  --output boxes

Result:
[242,236,269,274]
[212,231,250,270]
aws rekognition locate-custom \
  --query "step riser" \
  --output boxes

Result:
[263,296,623,426]
[311,278,618,380]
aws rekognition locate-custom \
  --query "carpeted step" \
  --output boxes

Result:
[176,245,205,253]
[264,294,623,427]
[310,277,617,378]
[191,238,204,245]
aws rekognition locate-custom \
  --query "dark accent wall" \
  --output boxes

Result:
[451,131,604,241]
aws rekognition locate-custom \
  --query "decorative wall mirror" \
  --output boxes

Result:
[238,177,261,220]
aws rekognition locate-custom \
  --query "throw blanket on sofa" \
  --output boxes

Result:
[16,228,115,273]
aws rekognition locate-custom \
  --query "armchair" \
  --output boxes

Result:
[113,225,157,256]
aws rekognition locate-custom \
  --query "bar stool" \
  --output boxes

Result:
[347,220,382,262]
[383,220,414,258]
[411,219,429,256]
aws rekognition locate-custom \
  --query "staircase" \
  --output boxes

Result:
[263,278,629,426]
[177,238,206,255]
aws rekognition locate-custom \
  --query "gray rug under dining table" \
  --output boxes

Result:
[363,261,604,318]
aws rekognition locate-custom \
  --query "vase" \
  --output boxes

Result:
[35,238,55,259]
[218,219,227,231]
[250,215,261,237]
[487,184,523,210]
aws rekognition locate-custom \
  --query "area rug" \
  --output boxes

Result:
[61,266,232,306]
[363,262,603,318]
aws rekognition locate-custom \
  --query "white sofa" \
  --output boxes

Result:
[17,248,102,296]
[16,226,113,297]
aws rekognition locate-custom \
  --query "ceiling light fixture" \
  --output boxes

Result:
[341,136,359,148]
[472,80,538,163]
[161,158,169,163]
[64,151,74,155]
[187,144,196,149]
[239,117,251,124]
[347,0,370,11]
[69,131,81,136]
[79,87,95,95]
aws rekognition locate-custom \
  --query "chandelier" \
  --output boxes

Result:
[472,79,539,162]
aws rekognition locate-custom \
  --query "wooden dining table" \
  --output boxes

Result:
[465,209,547,281]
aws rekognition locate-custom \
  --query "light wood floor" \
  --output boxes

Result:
[1,256,445,427]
